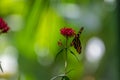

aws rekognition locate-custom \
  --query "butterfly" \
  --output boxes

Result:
[72,27,84,54]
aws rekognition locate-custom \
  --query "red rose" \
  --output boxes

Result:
[0,18,10,33]
[60,27,75,37]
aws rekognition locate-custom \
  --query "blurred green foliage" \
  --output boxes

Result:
[0,0,119,80]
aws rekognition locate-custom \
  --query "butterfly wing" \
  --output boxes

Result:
[72,27,84,54]
[72,36,81,54]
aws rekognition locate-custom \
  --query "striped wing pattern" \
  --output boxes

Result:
[72,27,84,54]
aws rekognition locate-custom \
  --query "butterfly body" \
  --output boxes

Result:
[72,27,84,54]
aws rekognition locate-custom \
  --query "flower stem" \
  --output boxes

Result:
[65,37,68,75]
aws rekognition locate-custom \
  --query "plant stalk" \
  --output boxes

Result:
[65,37,68,75]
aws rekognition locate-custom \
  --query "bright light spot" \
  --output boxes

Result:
[104,0,115,3]
[104,0,116,12]
[58,4,81,19]
[34,45,49,58]
[6,15,24,31]
[34,45,54,66]
[81,13,101,32]
[0,46,18,74]
[86,37,105,63]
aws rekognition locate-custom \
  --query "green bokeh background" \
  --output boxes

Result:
[0,0,119,80]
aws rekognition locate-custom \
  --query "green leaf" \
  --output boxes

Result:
[50,74,65,80]
[0,61,3,73]
[68,49,80,63]
[61,76,70,80]
[55,48,64,61]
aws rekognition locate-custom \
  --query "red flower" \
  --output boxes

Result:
[0,18,10,33]
[60,27,75,37]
